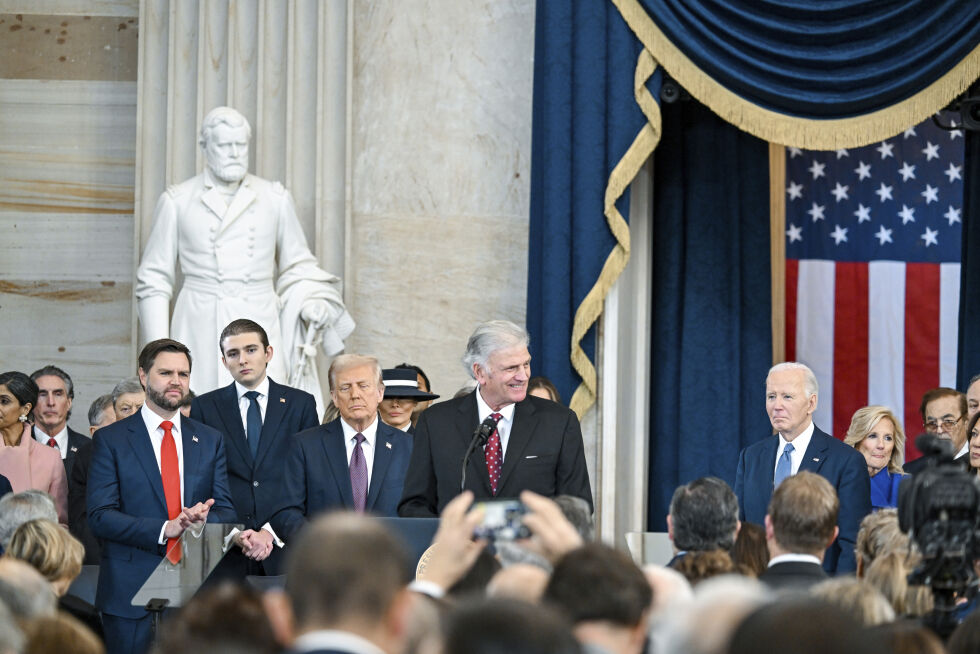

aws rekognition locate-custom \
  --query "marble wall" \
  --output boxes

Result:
[0,1,139,433]
[347,0,535,399]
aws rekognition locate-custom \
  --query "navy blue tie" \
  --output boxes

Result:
[244,390,262,459]
[774,442,795,488]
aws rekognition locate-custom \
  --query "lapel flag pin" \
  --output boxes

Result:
[812,457,820,462]
[70,446,78,453]
[192,435,199,443]
[385,441,392,449]
[280,398,286,403]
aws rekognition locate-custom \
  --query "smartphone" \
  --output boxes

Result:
[472,499,531,541]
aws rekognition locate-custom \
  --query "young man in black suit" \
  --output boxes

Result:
[759,471,838,590]
[398,320,592,517]
[190,318,319,571]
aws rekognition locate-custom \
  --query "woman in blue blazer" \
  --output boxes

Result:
[844,406,906,510]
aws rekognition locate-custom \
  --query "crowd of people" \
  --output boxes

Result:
[0,320,978,653]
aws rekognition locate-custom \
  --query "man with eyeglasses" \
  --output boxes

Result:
[904,387,969,475]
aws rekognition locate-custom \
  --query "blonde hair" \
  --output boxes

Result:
[327,354,383,391]
[855,509,910,573]
[811,578,895,626]
[7,519,84,586]
[23,612,104,654]
[843,405,906,473]
[864,551,933,618]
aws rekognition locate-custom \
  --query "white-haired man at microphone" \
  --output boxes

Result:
[398,320,593,517]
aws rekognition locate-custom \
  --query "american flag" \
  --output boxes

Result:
[785,113,964,462]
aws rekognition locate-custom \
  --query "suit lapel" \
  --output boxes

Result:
[200,184,226,220]
[181,420,203,506]
[217,383,251,465]
[799,427,830,474]
[218,178,256,235]
[126,418,168,510]
[255,379,286,467]
[755,436,780,504]
[322,422,355,508]
[367,423,395,510]
[498,400,536,492]
[456,393,492,495]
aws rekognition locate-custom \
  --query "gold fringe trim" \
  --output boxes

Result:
[612,0,980,149]
[569,49,663,418]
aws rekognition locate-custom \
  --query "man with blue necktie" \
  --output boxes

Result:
[191,318,319,572]
[734,362,870,575]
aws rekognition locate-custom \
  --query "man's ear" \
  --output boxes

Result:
[666,514,674,542]
[826,526,840,549]
[764,515,774,542]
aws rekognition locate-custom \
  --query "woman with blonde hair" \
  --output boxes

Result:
[843,405,906,509]
[6,518,84,596]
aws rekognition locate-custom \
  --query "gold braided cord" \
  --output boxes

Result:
[612,0,980,149]
[569,48,662,418]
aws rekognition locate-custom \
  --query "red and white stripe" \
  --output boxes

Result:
[785,259,960,462]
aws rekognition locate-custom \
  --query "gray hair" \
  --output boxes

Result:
[0,600,23,653]
[327,354,383,391]
[87,393,115,427]
[669,477,740,552]
[29,365,74,421]
[0,490,58,548]
[553,495,595,541]
[199,106,252,148]
[461,320,530,379]
[0,559,57,621]
[767,361,818,398]
[111,377,144,404]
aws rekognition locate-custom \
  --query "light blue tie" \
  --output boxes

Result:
[774,443,795,488]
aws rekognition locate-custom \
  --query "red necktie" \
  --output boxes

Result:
[46,438,57,449]
[484,413,503,495]
[160,420,182,564]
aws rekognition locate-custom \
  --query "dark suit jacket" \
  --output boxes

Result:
[32,425,92,487]
[903,451,969,475]
[0,474,10,497]
[87,412,237,619]
[734,425,870,575]
[397,392,593,517]
[190,378,318,530]
[759,560,828,590]
[67,436,101,564]
[269,417,413,541]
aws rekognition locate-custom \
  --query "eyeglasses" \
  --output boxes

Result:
[924,416,962,432]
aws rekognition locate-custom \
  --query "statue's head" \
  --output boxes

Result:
[200,106,252,184]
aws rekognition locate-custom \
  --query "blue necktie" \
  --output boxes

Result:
[244,390,262,459]
[774,442,795,488]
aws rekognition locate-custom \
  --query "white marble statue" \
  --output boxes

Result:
[136,106,353,413]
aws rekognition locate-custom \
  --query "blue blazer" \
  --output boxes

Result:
[87,412,237,618]
[269,417,413,541]
[190,378,319,530]
[734,425,871,574]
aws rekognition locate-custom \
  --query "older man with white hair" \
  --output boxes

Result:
[734,361,870,575]
[398,320,592,516]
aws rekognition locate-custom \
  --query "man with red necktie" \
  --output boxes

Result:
[88,339,236,654]
[398,320,593,517]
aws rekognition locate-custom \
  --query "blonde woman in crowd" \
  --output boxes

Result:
[844,406,906,509]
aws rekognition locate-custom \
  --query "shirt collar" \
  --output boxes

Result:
[235,375,270,401]
[34,424,68,443]
[140,402,182,435]
[768,553,821,567]
[475,388,516,423]
[340,414,379,446]
[780,420,815,453]
[292,630,386,654]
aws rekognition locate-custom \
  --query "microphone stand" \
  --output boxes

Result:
[461,418,496,492]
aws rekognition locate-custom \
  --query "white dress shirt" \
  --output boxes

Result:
[767,553,821,567]
[235,376,269,438]
[341,415,379,488]
[475,389,517,458]
[292,630,386,654]
[774,421,815,478]
[140,403,184,544]
[33,425,68,460]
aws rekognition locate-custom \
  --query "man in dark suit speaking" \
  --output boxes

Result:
[191,318,320,569]
[735,362,870,575]
[398,320,592,517]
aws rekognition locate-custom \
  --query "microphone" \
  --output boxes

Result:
[460,414,501,492]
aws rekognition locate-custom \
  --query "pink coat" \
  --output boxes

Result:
[0,424,68,524]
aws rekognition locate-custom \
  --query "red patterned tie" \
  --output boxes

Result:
[160,420,182,564]
[484,413,503,495]
[46,438,57,449]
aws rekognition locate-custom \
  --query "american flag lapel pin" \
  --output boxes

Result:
[70,446,78,453]
[385,441,392,449]
[813,457,820,462]
[280,398,286,403]
[192,435,199,443]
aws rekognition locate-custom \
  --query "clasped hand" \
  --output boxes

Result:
[163,498,215,539]
[235,528,274,561]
